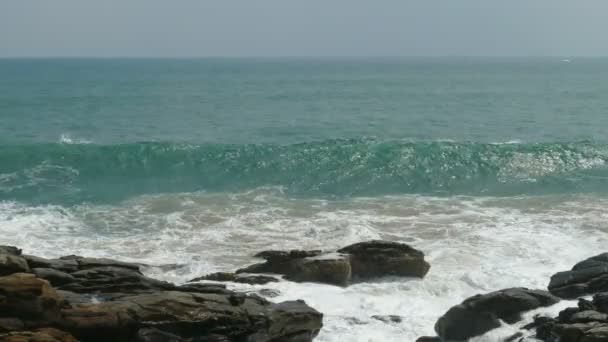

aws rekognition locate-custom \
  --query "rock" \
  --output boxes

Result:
[248,300,323,342]
[236,240,430,286]
[23,256,79,273]
[549,253,608,299]
[59,266,174,294]
[371,315,402,324]
[570,310,608,324]
[0,318,25,333]
[60,291,322,342]
[0,254,30,276]
[0,246,21,256]
[434,288,560,341]
[415,337,441,342]
[504,331,524,342]
[0,328,78,342]
[189,272,280,285]
[238,252,352,287]
[338,240,430,279]
[31,268,75,287]
[0,248,324,342]
[284,255,352,287]
[75,258,141,272]
[593,292,608,314]
[0,273,63,322]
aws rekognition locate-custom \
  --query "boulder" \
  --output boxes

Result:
[549,253,608,299]
[338,240,430,279]
[59,291,322,342]
[0,273,63,322]
[0,254,30,276]
[0,246,21,256]
[237,252,352,287]
[434,288,560,341]
[235,240,429,286]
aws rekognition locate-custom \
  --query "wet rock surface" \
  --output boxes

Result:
[0,246,323,342]
[549,253,608,299]
[196,240,429,287]
[433,288,560,341]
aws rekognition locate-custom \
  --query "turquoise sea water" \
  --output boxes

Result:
[2,58,608,203]
[2,58,608,341]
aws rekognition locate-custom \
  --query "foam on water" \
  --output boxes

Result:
[1,189,607,341]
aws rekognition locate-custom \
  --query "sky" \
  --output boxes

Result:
[1,0,608,57]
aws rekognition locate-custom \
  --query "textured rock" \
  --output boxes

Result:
[434,288,560,341]
[0,328,78,342]
[338,240,430,279]
[0,254,30,276]
[189,272,280,285]
[549,253,608,299]
[31,268,75,287]
[23,256,79,274]
[59,291,322,342]
[236,240,429,286]
[0,273,63,322]
[0,246,21,256]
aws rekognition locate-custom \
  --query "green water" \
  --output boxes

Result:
[1,58,608,203]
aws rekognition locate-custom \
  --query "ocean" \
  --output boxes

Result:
[1,57,608,341]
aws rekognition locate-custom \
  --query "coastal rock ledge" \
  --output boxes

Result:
[191,240,430,287]
[0,245,323,342]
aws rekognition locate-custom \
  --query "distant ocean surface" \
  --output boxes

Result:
[2,58,608,341]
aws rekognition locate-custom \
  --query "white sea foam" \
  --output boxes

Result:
[59,133,92,144]
[1,190,607,341]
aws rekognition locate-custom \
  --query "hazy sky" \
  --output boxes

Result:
[1,0,607,57]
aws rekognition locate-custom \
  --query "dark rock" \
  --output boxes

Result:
[522,315,556,330]
[371,315,402,324]
[284,255,352,287]
[415,337,441,342]
[0,318,25,333]
[0,246,21,256]
[32,268,76,287]
[238,252,352,287]
[60,266,174,294]
[338,240,430,279]
[434,288,560,341]
[23,256,79,273]
[60,292,321,342]
[570,310,608,324]
[594,292,608,314]
[580,298,597,311]
[0,328,78,342]
[75,257,141,272]
[190,272,280,285]
[237,240,430,286]
[560,307,583,323]
[248,300,323,342]
[549,253,608,299]
[504,331,524,342]
[0,254,30,276]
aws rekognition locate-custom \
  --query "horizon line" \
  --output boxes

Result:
[0,55,606,59]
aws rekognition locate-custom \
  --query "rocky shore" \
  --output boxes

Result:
[0,241,429,341]
[4,240,608,341]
